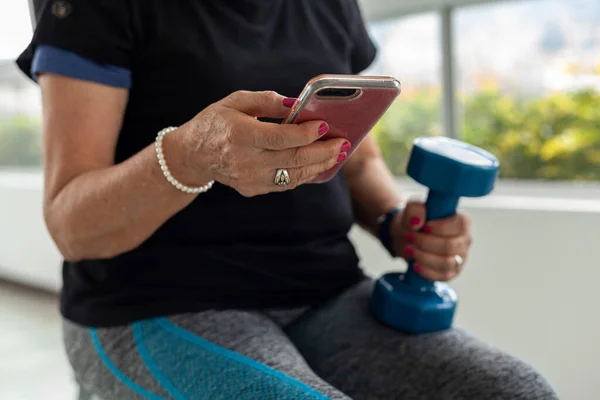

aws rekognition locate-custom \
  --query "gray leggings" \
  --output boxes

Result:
[64,280,557,399]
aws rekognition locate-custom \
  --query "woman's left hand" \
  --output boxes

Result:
[391,201,472,282]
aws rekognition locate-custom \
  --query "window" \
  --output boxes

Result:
[0,2,41,169]
[456,0,600,181]
[365,13,442,176]
[366,0,600,182]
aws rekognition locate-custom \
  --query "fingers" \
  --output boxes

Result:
[401,201,427,231]
[414,262,461,282]
[223,90,294,119]
[223,90,329,151]
[401,202,471,238]
[398,207,472,282]
[404,245,466,282]
[406,232,469,257]
[423,213,471,237]
[266,138,350,168]
[270,155,343,191]
[248,119,329,150]
[235,153,343,197]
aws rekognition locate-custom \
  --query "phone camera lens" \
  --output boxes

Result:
[316,88,359,99]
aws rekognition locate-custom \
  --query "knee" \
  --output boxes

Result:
[490,367,557,400]
[451,354,558,400]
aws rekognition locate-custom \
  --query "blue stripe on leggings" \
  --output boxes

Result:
[133,322,187,400]
[89,328,166,400]
[154,317,331,400]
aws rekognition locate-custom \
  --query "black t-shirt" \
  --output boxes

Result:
[17,0,377,327]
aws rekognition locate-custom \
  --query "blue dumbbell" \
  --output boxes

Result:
[371,137,500,334]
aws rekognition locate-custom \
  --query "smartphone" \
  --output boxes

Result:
[283,74,401,183]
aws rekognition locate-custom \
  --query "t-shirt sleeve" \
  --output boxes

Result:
[30,45,132,88]
[16,0,136,82]
[343,0,378,74]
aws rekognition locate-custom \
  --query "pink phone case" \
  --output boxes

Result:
[283,75,401,183]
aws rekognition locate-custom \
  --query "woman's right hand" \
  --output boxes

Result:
[174,90,349,197]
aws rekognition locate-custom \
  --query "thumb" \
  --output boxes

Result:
[223,90,295,119]
[403,201,427,231]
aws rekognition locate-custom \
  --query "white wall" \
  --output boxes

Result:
[0,172,61,291]
[1,171,599,399]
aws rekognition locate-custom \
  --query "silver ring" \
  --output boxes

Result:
[454,254,464,271]
[274,169,291,187]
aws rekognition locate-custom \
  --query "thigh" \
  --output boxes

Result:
[64,310,350,400]
[286,280,558,400]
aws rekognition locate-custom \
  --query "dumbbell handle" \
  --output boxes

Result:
[404,190,460,288]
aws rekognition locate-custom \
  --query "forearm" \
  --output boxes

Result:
[344,142,405,235]
[46,125,211,261]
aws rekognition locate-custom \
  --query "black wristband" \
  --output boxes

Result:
[377,205,405,257]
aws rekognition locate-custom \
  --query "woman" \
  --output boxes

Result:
[17,0,557,399]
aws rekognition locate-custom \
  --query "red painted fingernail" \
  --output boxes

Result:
[423,226,432,234]
[405,247,414,257]
[405,233,415,243]
[283,97,297,108]
[318,123,329,136]
[414,264,423,273]
[340,141,351,153]
[410,217,421,226]
[337,153,347,163]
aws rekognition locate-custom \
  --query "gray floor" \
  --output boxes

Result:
[0,280,77,400]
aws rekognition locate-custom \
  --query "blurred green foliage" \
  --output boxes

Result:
[372,89,442,176]
[0,114,42,167]
[372,88,600,181]
[1,89,600,181]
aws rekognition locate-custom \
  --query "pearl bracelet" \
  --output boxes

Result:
[155,126,215,194]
